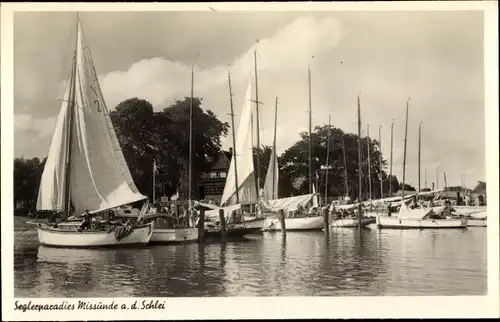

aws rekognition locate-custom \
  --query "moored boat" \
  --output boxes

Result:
[376,203,468,229]
[140,213,198,244]
[264,215,324,231]
[37,221,155,248]
[331,217,375,228]
[33,15,151,248]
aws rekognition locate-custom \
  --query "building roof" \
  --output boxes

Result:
[211,150,231,170]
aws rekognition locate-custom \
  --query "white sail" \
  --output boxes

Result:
[37,20,147,216]
[312,184,319,208]
[36,74,73,212]
[262,147,279,201]
[220,80,258,206]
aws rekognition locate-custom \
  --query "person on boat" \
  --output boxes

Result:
[387,203,392,217]
[78,209,92,231]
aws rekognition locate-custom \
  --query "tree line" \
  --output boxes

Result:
[14,96,415,213]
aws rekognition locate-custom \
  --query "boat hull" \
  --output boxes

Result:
[467,219,487,227]
[331,217,375,228]
[204,226,262,240]
[150,228,199,244]
[376,215,467,229]
[37,222,155,248]
[265,215,324,231]
[242,217,266,230]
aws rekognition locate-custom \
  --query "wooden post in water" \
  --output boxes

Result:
[279,209,286,235]
[198,208,205,244]
[219,208,227,241]
[323,206,329,232]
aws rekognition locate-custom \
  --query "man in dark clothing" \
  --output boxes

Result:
[79,209,92,231]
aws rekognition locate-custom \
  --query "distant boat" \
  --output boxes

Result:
[376,99,466,230]
[34,15,154,247]
[208,77,264,237]
[376,202,468,229]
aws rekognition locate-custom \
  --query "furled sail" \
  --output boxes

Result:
[37,20,147,215]
[220,80,258,206]
[312,184,319,208]
[262,147,279,201]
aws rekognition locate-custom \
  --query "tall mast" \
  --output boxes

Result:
[153,159,156,203]
[228,72,240,204]
[63,13,80,219]
[425,168,427,189]
[402,98,410,200]
[357,94,362,202]
[254,49,261,194]
[188,63,194,208]
[436,168,439,190]
[389,119,394,197]
[308,62,313,194]
[272,96,278,199]
[443,172,448,189]
[378,125,383,199]
[418,121,422,192]
[325,114,331,204]
[366,124,372,200]
[341,134,349,197]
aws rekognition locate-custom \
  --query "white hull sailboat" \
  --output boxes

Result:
[331,218,374,228]
[213,76,263,237]
[37,222,154,248]
[34,15,151,248]
[141,213,198,243]
[376,215,468,229]
[265,215,324,231]
[376,202,468,229]
[261,194,324,231]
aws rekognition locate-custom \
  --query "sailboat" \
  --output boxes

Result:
[136,162,199,243]
[259,64,323,232]
[202,77,264,238]
[34,16,155,247]
[376,99,467,229]
[331,95,373,228]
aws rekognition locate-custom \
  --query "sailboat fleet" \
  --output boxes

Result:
[29,16,486,249]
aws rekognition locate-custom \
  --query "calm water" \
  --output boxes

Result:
[14,221,487,297]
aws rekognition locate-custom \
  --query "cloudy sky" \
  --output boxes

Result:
[13,10,485,188]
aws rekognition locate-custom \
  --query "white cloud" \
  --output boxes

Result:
[15,113,57,138]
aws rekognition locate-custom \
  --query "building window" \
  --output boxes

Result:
[220,172,227,178]
[216,172,221,179]
[209,172,217,179]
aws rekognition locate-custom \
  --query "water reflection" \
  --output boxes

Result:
[13,225,487,297]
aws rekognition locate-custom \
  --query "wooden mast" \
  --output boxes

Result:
[254,49,261,195]
[325,114,331,204]
[341,134,349,198]
[378,126,383,199]
[63,13,79,220]
[272,96,278,199]
[402,98,410,201]
[366,124,372,201]
[308,62,313,194]
[228,72,240,204]
[357,94,362,228]
[418,121,422,192]
[389,118,394,197]
[188,62,195,209]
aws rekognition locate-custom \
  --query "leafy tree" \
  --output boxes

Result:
[252,145,296,198]
[14,157,46,214]
[279,124,398,201]
[110,97,229,200]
